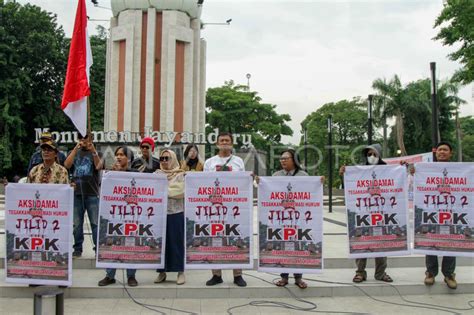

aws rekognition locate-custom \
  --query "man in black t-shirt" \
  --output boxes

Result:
[64,133,104,257]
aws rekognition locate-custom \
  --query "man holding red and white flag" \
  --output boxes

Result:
[61,0,92,137]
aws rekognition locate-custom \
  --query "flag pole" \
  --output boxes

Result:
[87,96,92,134]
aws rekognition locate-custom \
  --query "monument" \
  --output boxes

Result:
[104,0,206,139]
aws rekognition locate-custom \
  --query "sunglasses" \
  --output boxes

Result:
[140,145,150,149]
[159,156,170,162]
[367,152,378,157]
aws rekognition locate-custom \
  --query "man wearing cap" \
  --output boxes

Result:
[64,133,103,258]
[27,132,67,174]
[131,137,160,173]
[27,140,69,184]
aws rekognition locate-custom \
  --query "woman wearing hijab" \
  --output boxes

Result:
[154,149,186,284]
[339,144,393,283]
[180,144,204,172]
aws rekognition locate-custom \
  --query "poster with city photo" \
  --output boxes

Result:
[413,162,474,257]
[5,184,73,286]
[96,171,168,269]
[344,165,410,258]
[185,172,253,270]
[257,177,324,274]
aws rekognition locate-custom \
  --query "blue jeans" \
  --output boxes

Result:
[73,195,99,253]
[106,268,136,279]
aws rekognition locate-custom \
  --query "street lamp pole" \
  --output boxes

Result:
[328,115,333,213]
[430,62,439,161]
[304,127,308,170]
[246,73,251,90]
[368,95,373,145]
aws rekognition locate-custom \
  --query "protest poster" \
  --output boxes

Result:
[257,177,323,273]
[413,162,474,257]
[185,172,253,269]
[5,184,73,286]
[96,171,168,269]
[344,165,410,258]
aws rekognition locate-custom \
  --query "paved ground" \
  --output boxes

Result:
[1,294,473,315]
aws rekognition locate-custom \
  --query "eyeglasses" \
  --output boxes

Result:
[159,156,170,162]
[279,157,290,161]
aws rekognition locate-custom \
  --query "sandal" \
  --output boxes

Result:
[353,274,366,283]
[378,274,393,283]
[275,278,289,287]
[295,279,308,289]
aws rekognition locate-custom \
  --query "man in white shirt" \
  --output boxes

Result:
[203,132,247,287]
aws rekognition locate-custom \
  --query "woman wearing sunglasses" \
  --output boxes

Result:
[154,150,186,284]
[339,144,393,283]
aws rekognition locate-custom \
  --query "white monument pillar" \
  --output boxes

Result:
[104,0,206,139]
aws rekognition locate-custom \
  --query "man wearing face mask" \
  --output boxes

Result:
[64,133,104,258]
[339,144,394,283]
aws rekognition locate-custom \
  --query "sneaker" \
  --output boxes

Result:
[177,272,185,285]
[72,251,82,258]
[154,272,167,283]
[98,277,116,286]
[444,274,457,290]
[206,275,223,286]
[424,272,435,286]
[127,277,138,287]
[233,275,247,287]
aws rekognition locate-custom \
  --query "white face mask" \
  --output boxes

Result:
[367,156,379,165]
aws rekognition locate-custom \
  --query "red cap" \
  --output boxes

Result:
[140,137,155,152]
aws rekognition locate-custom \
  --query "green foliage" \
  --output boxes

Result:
[371,75,464,156]
[460,116,474,161]
[434,0,474,85]
[206,80,293,150]
[0,1,70,177]
[89,26,107,131]
[301,99,368,186]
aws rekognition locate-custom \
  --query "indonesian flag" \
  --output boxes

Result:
[61,0,92,137]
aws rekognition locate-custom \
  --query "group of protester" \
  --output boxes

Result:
[3,131,459,290]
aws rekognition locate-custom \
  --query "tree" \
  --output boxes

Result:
[372,75,464,156]
[460,116,474,161]
[301,99,367,185]
[372,75,410,155]
[89,26,107,130]
[206,81,293,150]
[0,1,71,177]
[0,1,108,178]
[434,0,474,85]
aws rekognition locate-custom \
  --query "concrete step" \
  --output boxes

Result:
[0,267,472,299]
[1,256,472,270]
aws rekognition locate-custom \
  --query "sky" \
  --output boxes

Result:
[16,0,474,144]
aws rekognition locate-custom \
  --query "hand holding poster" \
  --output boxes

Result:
[344,165,409,258]
[413,162,474,257]
[185,172,253,269]
[5,184,73,286]
[96,171,168,269]
[258,177,323,273]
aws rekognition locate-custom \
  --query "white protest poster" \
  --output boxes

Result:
[257,177,324,273]
[344,165,410,258]
[5,184,73,286]
[185,172,253,269]
[96,171,168,269]
[413,162,474,257]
